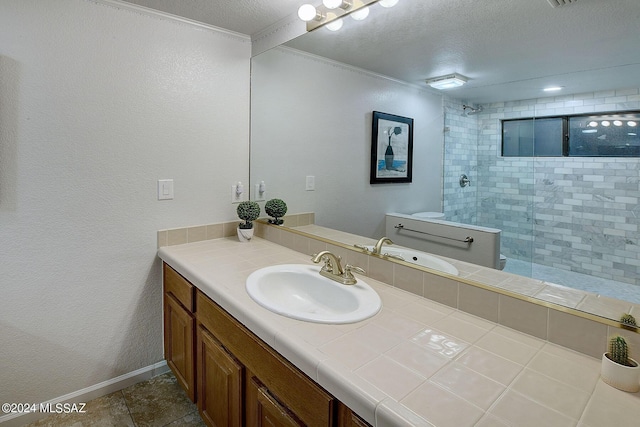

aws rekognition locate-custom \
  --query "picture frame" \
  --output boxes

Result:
[370,111,414,184]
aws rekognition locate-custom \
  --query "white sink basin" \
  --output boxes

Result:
[245,264,381,324]
[364,246,459,276]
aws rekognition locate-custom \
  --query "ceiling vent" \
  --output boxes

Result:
[547,0,578,7]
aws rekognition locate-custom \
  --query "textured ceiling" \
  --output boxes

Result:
[119,0,640,104]
[119,0,307,35]
[285,0,640,103]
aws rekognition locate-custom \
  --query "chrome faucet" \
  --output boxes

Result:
[372,237,393,254]
[311,251,365,285]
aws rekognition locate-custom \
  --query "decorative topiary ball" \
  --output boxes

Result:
[237,201,260,229]
[265,199,287,225]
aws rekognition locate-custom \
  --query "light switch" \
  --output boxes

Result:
[305,175,315,191]
[158,179,174,200]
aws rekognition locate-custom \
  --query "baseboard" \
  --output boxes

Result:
[0,361,169,426]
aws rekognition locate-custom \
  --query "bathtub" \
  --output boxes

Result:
[385,213,502,270]
[364,245,459,276]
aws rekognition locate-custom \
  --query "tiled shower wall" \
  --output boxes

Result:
[443,97,478,224]
[445,88,640,285]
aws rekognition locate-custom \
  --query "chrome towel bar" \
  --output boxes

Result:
[394,224,474,244]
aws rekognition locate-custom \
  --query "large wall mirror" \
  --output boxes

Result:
[250,0,640,323]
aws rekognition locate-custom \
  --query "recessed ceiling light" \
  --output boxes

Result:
[543,86,563,92]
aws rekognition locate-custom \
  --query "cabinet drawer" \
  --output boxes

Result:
[163,263,194,312]
[197,291,334,427]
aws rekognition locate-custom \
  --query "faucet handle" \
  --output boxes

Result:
[342,264,365,285]
[344,264,365,275]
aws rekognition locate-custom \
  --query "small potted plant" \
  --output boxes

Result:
[264,198,287,225]
[236,200,260,242]
[601,335,640,392]
[621,313,637,330]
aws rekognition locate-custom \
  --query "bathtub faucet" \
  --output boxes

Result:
[372,237,393,254]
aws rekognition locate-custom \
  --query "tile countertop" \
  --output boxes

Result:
[158,237,640,427]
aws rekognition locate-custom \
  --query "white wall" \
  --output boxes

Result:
[0,0,250,406]
[251,47,444,238]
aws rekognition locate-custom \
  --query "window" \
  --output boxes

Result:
[502,118,564,157]
[501,111,640,157]
[569,114,640,156]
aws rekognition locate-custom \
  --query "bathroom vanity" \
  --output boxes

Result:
[159,234,640,427]
[163,261,368,426]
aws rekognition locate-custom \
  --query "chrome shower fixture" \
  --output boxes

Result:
[462,104,483,115]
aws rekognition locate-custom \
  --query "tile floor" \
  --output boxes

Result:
[22,372,205,427]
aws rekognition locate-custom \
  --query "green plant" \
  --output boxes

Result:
[620,313,637,328]
[265,198,287,225]
[609,335,633,367]
[236,201,260,229]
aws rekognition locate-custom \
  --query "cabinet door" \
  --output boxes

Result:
[336,403,371,427]
[164,293,195,401]
[247,377,303,427]
[197,325,243,427]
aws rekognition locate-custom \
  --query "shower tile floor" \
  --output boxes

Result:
[22,372,205,427]
[503,258,640,304]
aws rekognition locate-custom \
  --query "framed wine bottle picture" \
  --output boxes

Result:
[370,111,413,184]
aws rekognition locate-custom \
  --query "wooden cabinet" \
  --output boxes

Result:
[248,377,303,427]
[163,265,195,401]
[197,290,334,427]
[162,262,371,427]
[196,325,243,427]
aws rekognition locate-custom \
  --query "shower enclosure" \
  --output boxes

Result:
[443,93,640,303]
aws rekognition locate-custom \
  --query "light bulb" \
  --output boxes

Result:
[588,121,598,127]
[613,120,623,126]
[351,6,370,20]
[325,17,344,31]
[601,120,610,127]
[298,4,318,21]
[379,0,399,7]
[627,121,637,127]
[323,0,343,9]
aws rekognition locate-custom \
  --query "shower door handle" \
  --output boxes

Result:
[459,174,471,187]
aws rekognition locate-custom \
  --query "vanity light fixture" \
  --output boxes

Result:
[325,16,344,31]
[543,86,563,92]
[425,73,468,90]
[323,0,352,10]
[298,0,383,31]
[298,4,324,21]
[350,6,370,20]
